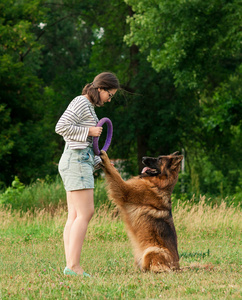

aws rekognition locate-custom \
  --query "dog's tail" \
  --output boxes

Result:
[141,246,180,272]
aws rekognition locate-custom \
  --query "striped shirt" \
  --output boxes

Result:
[55,95,101,168]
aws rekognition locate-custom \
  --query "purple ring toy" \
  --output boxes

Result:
[93,118,113,156]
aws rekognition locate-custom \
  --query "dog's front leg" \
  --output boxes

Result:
[99,150,116,175]
[100,150,128,206]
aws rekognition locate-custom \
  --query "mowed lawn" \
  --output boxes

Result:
[0,200,241,299]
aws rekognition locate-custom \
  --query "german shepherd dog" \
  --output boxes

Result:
[100,150,183,272]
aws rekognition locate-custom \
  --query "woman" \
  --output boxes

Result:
[55,72,120,276]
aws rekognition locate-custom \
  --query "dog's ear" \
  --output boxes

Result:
[171,151,179,156]
[170,155,183,169]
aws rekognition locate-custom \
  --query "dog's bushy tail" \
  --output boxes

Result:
[141,247,180,272]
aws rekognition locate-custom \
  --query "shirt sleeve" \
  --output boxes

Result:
[55,98,90,142]
[94,155,102,170]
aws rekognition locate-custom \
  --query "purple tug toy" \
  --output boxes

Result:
[93,118,113,156]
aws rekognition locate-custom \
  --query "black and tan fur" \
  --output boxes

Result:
[100,150,183,272]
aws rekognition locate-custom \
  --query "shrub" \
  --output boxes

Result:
[0,175,110,212]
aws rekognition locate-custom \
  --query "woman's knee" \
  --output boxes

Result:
[66,215,76,225]
[82,206,94,222]
[89,206,95,220]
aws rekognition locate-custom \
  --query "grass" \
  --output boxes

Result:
[1,175,241,213]
[0,176,109,213]
[0,199,241,299]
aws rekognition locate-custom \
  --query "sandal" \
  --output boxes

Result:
[64,267,91,277]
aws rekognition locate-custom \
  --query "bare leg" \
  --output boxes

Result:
[63,189,94,274]
[63,192,76,264]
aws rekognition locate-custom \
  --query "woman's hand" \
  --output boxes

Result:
[88,127,103,137]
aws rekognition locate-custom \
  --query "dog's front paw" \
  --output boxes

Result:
[100,150,110,167]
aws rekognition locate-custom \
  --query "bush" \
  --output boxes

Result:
[0,175,110,212]
[0,174,241,213]
[0,176,65,212]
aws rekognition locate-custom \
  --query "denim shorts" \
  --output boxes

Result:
[58,144,95,191]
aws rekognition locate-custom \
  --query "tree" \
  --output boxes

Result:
[0,0,48,185]
[1,0,240,198]
[84,0,200,172]
[123,0,242,194]
[124,0,241,89]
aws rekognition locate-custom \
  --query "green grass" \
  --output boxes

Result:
[1,176,241,213]
[0,176,109,213]
[0,200,241,299]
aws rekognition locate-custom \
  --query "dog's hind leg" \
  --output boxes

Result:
[141,247,179,273]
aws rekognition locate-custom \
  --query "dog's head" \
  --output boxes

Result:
[141,151,183,190]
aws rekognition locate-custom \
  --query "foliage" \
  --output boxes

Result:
[0,176,240,213]
[0,176,111,212]
[124,0,242,195]
[0,0,58,185]
[124,0,241,89]
[0,176,61,212]
[0,0,241,200]
[0,176,25,208]
[200,70,242,194]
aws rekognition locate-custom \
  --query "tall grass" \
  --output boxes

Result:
[0,176,109,212]
[0,176,241,213]
[0,199,241,299]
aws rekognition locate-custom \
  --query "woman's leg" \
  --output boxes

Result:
[63,191,77,264]
[65,189,94,274]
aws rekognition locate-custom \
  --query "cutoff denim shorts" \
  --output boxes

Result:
[58,144,95,191]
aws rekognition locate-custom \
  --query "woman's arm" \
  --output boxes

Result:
[55,109,90,142]
[55,96,103,141]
